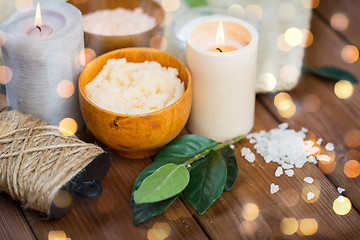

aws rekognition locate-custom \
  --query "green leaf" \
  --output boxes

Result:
[134,163,190,204]
[133,195,179,226]
[302,65,358,84]
[221,146,238,191]
[130,134,217,206]
[184,150,227,215]
[184,0,208,7]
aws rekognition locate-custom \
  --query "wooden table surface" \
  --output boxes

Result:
[1,0,360,239]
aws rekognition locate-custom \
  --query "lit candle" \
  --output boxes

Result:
[186,17,259,142]
[0,1,84,126]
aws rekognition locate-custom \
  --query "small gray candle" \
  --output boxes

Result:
[0,1,84,127]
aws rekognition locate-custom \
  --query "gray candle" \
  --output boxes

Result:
[0,1,84,128]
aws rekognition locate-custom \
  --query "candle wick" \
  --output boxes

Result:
[36,25,42,32]
[216,48,223,53]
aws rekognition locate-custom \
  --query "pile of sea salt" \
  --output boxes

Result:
[241,123,335,194]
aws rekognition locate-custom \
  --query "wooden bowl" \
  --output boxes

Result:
[78,48,192,159]
[68,0,164,56]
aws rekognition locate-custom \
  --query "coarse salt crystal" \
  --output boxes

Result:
[249,138,256,144]
[317,138,323,145]
[270,183,279,194]
[316,154,331,162]
[230,144,235,149]
[303,177,314,184]
[307,192,315,200]
[278,122,288,129]
[301,127,308,133]
[325,142,335,151]
[285,169,294,177]
[337,187,345,194]
[245,152,256,162]
[282,163,294,169]
[264,155,273,163]
[275,167,283,177]
[241,147,251,156]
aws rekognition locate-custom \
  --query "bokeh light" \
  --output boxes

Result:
[303,94,321,112]
[57,80,75,99]
[330,13,349,31]
[341,45,359,63]
[245,4,263,20]
[280,64,300,84]
[0,30,6,47]
[279,3,296,22]
[59,118,78,136]
[302,183,320,203]
[334,80,354,99]
[242,203,260,221]
[284,27,303,47]
[299,218,318,235]
[0,66,12,84]
[161,0,180,12]
[279,101,296,118]
[344,160,360,178]
[239,220,257,236]
[302,0,320,9]
[280,218,298,235]
[147,222,171,240]
[227,4,245,18]
[259,73,277,91]
[318,158,336,174]
[48,231,67,240]
[345,129,360,148]
[150,35,168,51]
[274,92,292,108]
[277,34,293,52]
[53,190,73,209]
[300,29,314,47]
[333,196,351,215]
[78,48,96,66]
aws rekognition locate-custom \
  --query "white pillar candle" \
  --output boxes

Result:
[1,1,84,126]
[186,17,258,142]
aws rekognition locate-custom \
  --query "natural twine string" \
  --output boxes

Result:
[0,110,104,215]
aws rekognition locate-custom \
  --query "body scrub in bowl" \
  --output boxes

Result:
[84,58,185,115]
[79,48,192,159]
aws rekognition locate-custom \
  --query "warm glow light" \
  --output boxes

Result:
[48,231,67,240]
[279,101,296,118]
[53,190,73,209]
[341,45,359,63]
[330,13,349,31]
[299,218,318,235]
[246,4,263,20]
[280,64,300,83]
[333,196,351,215]
[242,203,260,221]
[345,129,360,148]
[239,221,257,236]
[279,3,296,22]
[302,0,320,9]
[277,34,293,52]
[78,48,96,66]
[0,66,12,84]
[334,80,354,99]
[318,159,336,174]
[216,20,226,48]
[302,184,320,203]
[300,29,313,47]
[161,0,180,12]
[303,94,321,112]
[284,27,303,47]
[259,73,277,91]
[227,4,245,18]
[59,118,78,136]
[35,2,42,28]
[147,222,171,240]
[57,80,75,99]
[274,92,292,108]
[280,218,298,235]
[344,160,360,178]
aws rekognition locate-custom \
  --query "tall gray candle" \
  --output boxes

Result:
[0,1,84,127]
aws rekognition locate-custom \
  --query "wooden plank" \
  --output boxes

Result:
[21,151,208,240]
[0,194,36,240]
[316,0,360,46]
[180,101,360,239]
[258,12,360,214]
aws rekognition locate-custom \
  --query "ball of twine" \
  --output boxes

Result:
[0,110,104,215]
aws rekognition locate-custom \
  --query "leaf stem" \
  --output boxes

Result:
[184,135,245,165]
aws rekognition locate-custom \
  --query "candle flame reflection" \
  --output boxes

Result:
[216,20,226,48]
[35,2,42,28]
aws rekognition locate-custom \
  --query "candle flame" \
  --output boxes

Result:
[216,20,225,48]
[34,2,42,28]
